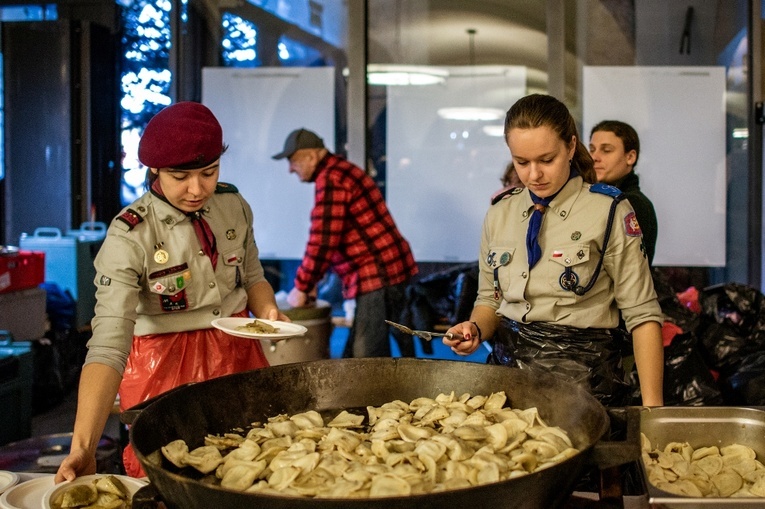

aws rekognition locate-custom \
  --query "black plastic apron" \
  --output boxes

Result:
[489,317,631,407]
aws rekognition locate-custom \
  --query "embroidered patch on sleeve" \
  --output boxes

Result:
[624,211,642,237]
[116,208,144,229]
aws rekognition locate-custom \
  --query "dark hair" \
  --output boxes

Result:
[144,144,229,190]
[590,120,640,168]
[504,94,595,183]
[501,162,522,188]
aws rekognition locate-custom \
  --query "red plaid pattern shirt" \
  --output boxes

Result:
[294,153,418,299]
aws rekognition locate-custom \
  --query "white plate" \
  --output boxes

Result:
[212,318,308,340]
[0,475,53,509]
[0,472,19,496]
[41,474,146,509]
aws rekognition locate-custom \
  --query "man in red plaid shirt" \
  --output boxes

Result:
[273,128,418,357]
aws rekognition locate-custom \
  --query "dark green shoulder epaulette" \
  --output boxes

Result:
[115,208,144,230]
[215,182,239,193]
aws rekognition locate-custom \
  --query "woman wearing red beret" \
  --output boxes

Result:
[55,102,288,481]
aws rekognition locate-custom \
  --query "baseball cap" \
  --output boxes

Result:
[272,128,325,160]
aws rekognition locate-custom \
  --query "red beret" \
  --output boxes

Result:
[138,102,223,169]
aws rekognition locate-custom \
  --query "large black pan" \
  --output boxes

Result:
[129,358,626,509]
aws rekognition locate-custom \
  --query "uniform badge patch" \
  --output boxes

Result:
[149,263,189,279]
[486,251,497,268]
[559,268,579,291]
[99,275,111,286]
[160,289,188,311]
[624,211,642,237]
[116,208,144,229]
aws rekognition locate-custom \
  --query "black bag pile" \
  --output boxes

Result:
[640,279,765,406]
[398,263,479,355]
[697,283,765,405]
[32,282,85,413]
[628,270,724,406]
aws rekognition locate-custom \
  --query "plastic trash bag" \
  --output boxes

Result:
[697,283,765,376]
[725,350,765,405]
[626,273,721,406]
[407,263,478,325]
[31,337,66,412]
[398,263,479,356]
[489,319,630,407]
[119,319,269,411]
[655,330,723,406]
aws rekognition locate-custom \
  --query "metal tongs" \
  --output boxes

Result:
[385,320,465,341]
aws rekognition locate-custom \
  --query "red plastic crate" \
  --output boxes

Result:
[0,250,45,293]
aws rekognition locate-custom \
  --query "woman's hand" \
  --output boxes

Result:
[443,321,481,355]
[54,363,122,484]
[247,280,291,321]
[55,447,97,484]
[263,306,291,323]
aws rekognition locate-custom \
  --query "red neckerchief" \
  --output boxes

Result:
[151,179,218,270]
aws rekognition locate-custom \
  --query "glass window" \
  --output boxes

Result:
[222,12,259,67]
[278,35,325,67]
[0,5,57,22]
[119,0,172,205]
[366,0,750,284]
[0,52,3,182]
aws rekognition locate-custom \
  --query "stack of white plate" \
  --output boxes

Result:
[0,472,53,509]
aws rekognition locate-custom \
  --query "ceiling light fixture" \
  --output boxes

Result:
[366,64,448,86]
[439,108,504,121]
[482,124,505,137]
[436,28,504,122]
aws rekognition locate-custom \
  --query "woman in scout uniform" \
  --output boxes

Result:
[444,94,664,407]
[56,102,288,481]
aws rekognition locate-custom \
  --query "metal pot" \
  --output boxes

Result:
[129,358,631,509]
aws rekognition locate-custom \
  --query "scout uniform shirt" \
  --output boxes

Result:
[475,176,662,332]
[84,184,267,374]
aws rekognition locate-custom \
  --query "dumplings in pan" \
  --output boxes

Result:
[641,433,765,498]
[160,391,580,498]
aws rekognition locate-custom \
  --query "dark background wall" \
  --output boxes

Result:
[1,7,120,245]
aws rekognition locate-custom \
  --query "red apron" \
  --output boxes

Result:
[119,309,269,477]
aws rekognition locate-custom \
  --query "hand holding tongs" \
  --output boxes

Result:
[385,320,465,341]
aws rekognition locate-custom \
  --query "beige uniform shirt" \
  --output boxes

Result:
[84,185,267,374]
[475,176,662,332]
